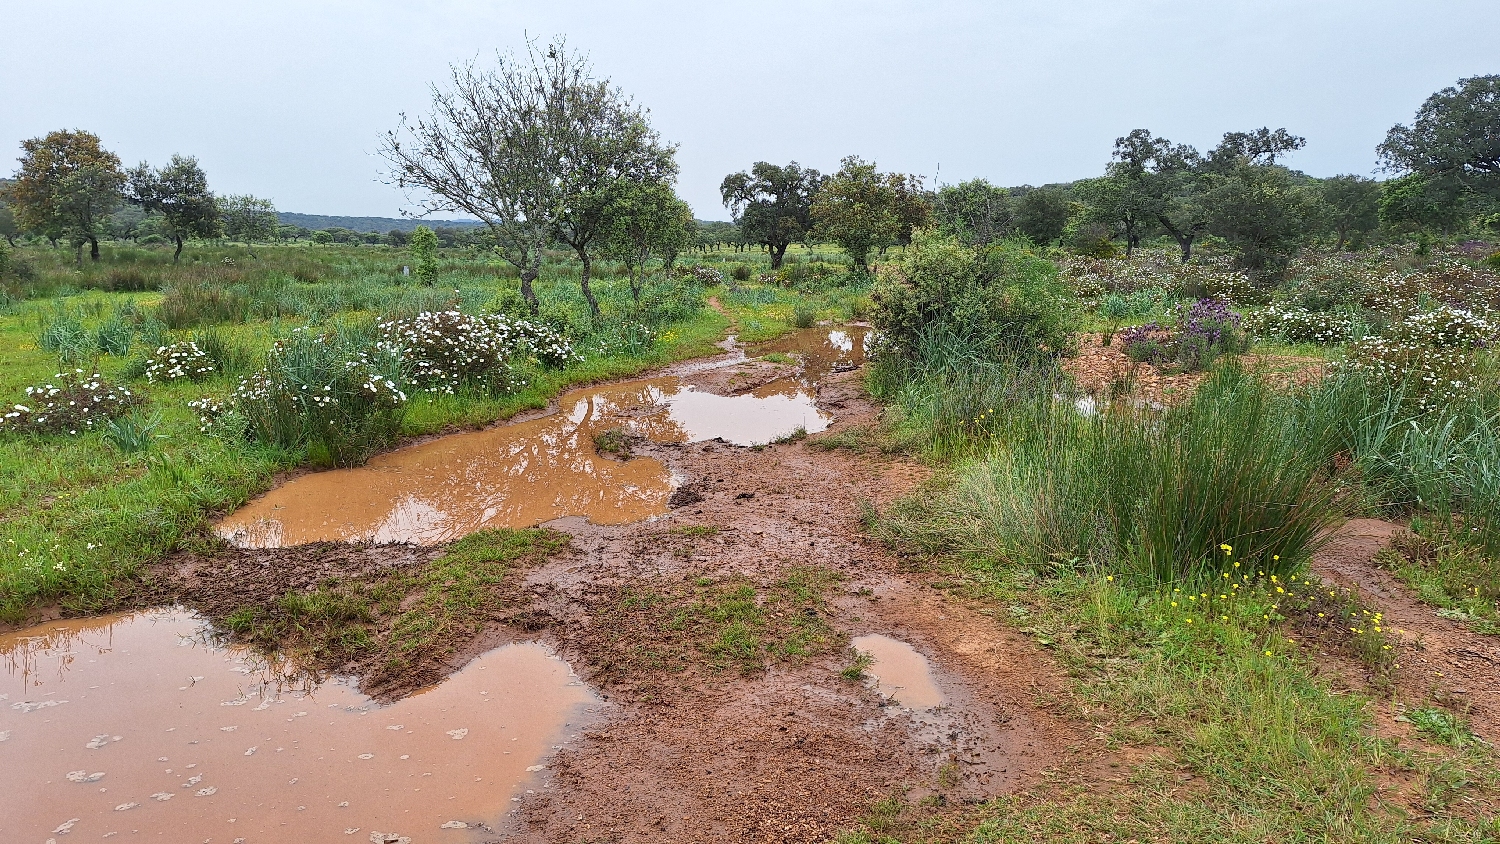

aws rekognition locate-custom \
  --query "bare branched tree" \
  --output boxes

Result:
[381,39,579,314]
[382,38,676,317]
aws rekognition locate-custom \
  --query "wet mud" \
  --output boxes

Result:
[851,633,945,709]
[0,609,595,843]
[216,328,869,549]
[12,325,1099,842]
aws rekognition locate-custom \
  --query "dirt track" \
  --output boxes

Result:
[71,338,1500,841]
[1313,519,1500,744]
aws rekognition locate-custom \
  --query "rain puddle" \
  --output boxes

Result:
[218,326,869,549]
[851,634,945,710]
[0,610,595,843]
[750,324,870,383]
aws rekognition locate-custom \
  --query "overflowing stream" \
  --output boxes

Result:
[0,610,596,843]
[217,326,869,549]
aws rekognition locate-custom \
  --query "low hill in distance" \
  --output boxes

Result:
[277,213,485,233]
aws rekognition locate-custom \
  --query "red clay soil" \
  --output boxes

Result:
[1064,332,1326,405]
[498,366,1085,843]
[1312,518,1500,743]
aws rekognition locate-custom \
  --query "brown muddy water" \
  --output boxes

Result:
[0,610,596,843]
[851,634,945,710]
[217,326,871,549]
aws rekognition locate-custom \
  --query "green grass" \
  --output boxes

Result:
[1379,526,1500,635]
[836,555,1500,842]
[220,527,567,676]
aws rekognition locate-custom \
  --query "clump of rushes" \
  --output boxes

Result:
[1,370,142,435]
[593,426,633,458]
[144,341,216,382]
[199,326,408,466]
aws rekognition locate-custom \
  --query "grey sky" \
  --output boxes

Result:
[3,0,1496,221]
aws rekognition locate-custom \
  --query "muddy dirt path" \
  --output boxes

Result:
[501,362,1082,843]
[1313,519,1500,743]
[108,329,1089,842]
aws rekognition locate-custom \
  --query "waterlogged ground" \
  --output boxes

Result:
[0,610,595,843]
[215,327,864,549]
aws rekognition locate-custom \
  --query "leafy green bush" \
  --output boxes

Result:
[871,231,1076,365]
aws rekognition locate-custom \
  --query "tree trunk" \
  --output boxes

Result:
[173,235,184,264]
[577,250,600,317]
[770,242,788,270]
[89,236,100,261]
[1157,216,1194,264]
[520,263,540,316]
[75,242,83,267]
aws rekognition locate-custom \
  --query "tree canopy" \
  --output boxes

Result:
[720,162,822,269]
[1380,74,1500,200]
[811,156,929,274]
[7,130,124,262]
[127,154,220,262]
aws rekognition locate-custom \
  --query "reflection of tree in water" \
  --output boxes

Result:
[2,614,123,691]
[2,610,321,700]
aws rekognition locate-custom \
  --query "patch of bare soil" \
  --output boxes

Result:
[1311,518,1500,743]
[1064,332,1326,405]
[49,340,1092,841]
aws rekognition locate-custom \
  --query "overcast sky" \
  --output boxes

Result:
[2,0,1496,221]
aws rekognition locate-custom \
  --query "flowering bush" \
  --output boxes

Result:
[145,341,216,382]
[375,310,578,395]
[200,328,409,466]
[675,264,724,285]
[1,370,142,435]
[1247,306,1359,345]
[1398,305,1495,349]
[1119,299,1247,372]
[1065,250,1255,304]
[1341,338,1477,413]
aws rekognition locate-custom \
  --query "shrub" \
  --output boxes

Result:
[144,341,216,383]
[376,310,579,395]
[409,225,439,285]
[215,327,408,466]
[676,264,724,285]
[1248,306,1359,345]
[1,370,142,436]
[871,231,1076,365]
[1120,299,1246,372]
[1340,338,1477,413]
[729,263,752,281]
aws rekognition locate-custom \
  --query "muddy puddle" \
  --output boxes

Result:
[750,324,870,383]
[0,610,596,843]
[851,634,945,710]
[217,326,870,549]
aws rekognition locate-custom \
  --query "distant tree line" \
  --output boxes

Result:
[0,130,281,264]
[715,74,1499,279]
